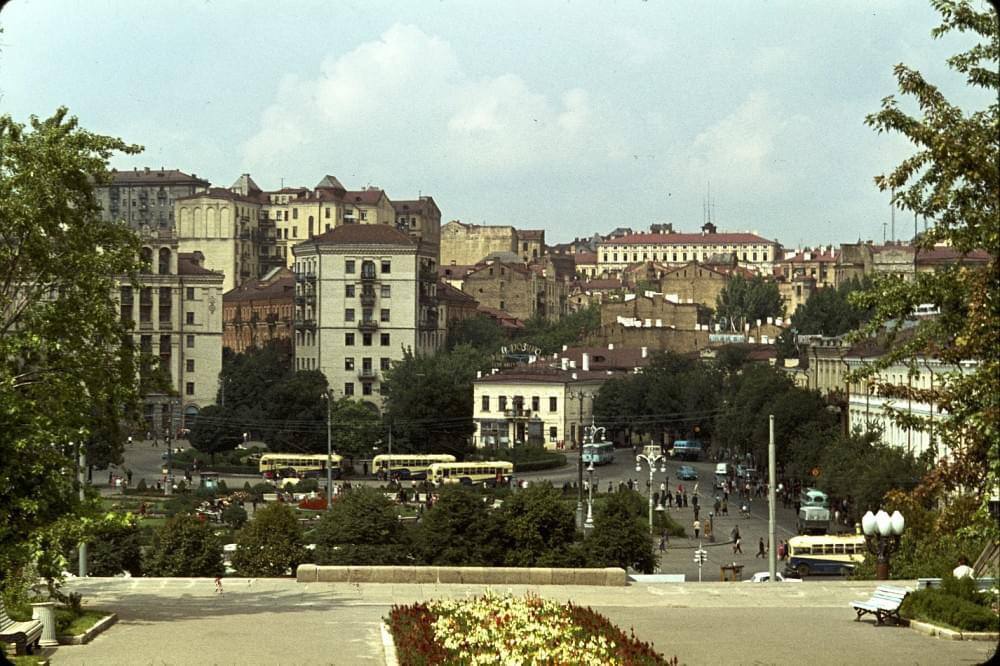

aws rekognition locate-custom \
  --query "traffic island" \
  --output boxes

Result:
[56,613,118,645]
[297,564,627,586]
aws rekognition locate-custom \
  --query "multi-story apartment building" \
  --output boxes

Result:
[222,267,295,354]
[393,197,442,259]
[95,167,209,229]
[118,229,224,432]
[658,261,741,309]
[291,224,442,409]
[175,188,263,292]
[597,228,781,276]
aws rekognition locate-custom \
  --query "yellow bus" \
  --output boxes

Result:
[428,461,514,486]
[259,453,342,481]
[373,454,456,480]
[786,534,866,577]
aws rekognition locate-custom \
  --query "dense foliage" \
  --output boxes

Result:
[715,274,783,332]
[514,305,601,354]
[585,491,656,573]
[232,502,306,576]
[900,575,999,632]
[852,0,999,544]
[0,109,145,591]
[311,487,409,565]
[410,486,506,566]
[143,515,223,577]
[776,278,873,358]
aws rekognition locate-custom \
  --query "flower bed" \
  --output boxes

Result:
[387,591,675,665]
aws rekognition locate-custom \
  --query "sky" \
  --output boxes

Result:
[1,0,993,247]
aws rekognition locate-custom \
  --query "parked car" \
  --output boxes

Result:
[676,465,698,480]
[747,571,802,583]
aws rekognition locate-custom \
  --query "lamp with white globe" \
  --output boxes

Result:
[862,508,905,579]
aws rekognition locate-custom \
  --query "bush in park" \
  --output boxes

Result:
[232,503,306,576]
[143,514,223,577]
[499,483,579,567]
[586,492,656,573]
[312,487,409,565]
[222,504,248,530]
[136,478,148,493]
[293,478,320,494]
[411,486,506,566]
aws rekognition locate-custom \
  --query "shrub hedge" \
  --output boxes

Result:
[900,585,1000,632]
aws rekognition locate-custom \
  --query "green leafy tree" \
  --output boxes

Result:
[381,345,489,456]
[312,487,409,564]
[187,404,243,460]
[144,515,224,577]
[222,504,248,530]
[514,305,601,354]
[328,396,382,461]
[586,492,656,573]
[853,0,998,539]
[232,502,306,576]
[715,274,783,332]
[777,278,873,358]
[70,517,143,577]
[446,315,506,353]
[499,483,578,567]
[263,370,328,453]
[0,109,143,587]
[411,486,506,566]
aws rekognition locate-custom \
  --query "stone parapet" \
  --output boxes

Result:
[297,565,627,586]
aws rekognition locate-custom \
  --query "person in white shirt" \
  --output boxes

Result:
[953,556,975,579]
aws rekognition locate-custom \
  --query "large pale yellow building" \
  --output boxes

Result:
[291,224,443,409]
[598,229,780,276]
[175,188,263,292]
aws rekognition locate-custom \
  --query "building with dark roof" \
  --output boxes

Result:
[290,224,442,410]
[597,229,781,276]
[222,267,295,354]
[96,167,209,230]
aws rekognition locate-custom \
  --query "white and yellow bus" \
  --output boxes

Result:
[373,454,456,480]
[428,461,515,486]
[259,453,342,481]
[786,534,866,577]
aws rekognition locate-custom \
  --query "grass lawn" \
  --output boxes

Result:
[56,608,110,636]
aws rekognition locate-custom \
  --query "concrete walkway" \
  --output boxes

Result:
[51,578,996,665]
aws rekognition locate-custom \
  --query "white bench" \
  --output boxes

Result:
[0,599,43,656]
[850,585,911,625]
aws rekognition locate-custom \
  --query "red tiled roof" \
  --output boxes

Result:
[345,189,387,205]
[177,253,222,276]
[175,187,260,204]
[575,252,598,264]
[518,230,544,241]
[223,268,295,302]
[440,265,476,278]
[436,280,477,304]
[599,232,776,246]
[307,223,415,247]
[914,247,990,263]
[476,365,622,384]
[786,250,839,262]
[581,278,622,291]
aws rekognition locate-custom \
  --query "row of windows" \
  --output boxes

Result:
[603,251,766,263]
[345,284,391,298]
[344,382,375,396]
[344,357,392,371]
[345,332,391,346]
[602,243,771,251]
[344,309,390,322]
[480,395,558,412]
[293,259,391,277]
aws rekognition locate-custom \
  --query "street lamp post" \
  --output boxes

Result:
[635,451,666,534]
[584,462,596,532]
[323,390,334,510]
[861,509,905,580]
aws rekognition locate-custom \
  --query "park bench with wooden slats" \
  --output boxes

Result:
[0,599,43,656]
[850,585,911,625]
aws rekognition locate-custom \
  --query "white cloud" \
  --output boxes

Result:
[241,24,614,176]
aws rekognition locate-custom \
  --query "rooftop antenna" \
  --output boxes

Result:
[882,221,888,245]
[281,177,285,188]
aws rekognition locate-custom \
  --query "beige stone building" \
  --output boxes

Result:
[658,262,736,309]
[598,229,781,276]
[96,167,209,230]
[175,188,263,292]
[118,229,224,431]
[291,224,442,409]
[460,261,566,322]
[440,221,544,266]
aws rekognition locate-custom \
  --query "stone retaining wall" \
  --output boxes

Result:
[297,565,627,586]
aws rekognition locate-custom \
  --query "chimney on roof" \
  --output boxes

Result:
[572,372,578,380]
[561,358,569,371]
[582,353,590,372]
[608,343,614,350]
[562,344,568,351]
[144,167,150,173]
[641,346,648,358]
[476,371,481,379]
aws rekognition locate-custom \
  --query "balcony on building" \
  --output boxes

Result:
[357,319,379,332]
[358,368,378,379]
[360,271,377,283]
[294,294,306,306]
[293,318,316,331]
[503,407,533,420]
[360,289,376,307]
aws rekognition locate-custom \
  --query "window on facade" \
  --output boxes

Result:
[380,357,391,371]
[325,207,330,219]
[345,308,355,322]
[752,252,758,261]
[532,396,540,411]
[292,208,298,219]
[381,260,391,274]
[380,309,390,322]
[363,333,373,346]
[346,260,356,273]
[380,333,390,346]
[186,312,195,325]
[344,382,354,396]
[362,382,373,395]
[186,359,195,372]
[360,210,368,221]
[292,227,298,238]
[380,284,391,298]
[186,334,195,348]
[345,357,355,370]
[345,285,355,297]
[499,301,505,310]
[345,333,355,346]
[185,382,195,396]
[482,395,490,411]
[549,396,557,411]
[499,396,508,412]
[186,287,195,300]
[549,426,558,441]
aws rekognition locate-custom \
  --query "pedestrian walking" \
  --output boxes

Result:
[693,520,701,539]
[777,540,786,560]
[693,505,700,521]
[658,534,667,552]
[756,537,766,559]
[721,498,728,516]
[733,535,743,554]
[215,576,224,594]
[682,492,688,508]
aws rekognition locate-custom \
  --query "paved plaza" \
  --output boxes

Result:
[49,577,996,665]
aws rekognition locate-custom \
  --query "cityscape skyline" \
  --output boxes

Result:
[1,1,993,246]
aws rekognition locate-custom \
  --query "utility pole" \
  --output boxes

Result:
[77,442,88,577]
[768,414,777,583]
[326,390,333,510]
